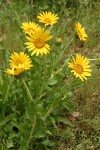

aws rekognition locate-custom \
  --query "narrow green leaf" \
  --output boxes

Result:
[0,114,15,127]
[72,80,83,86]
[47,77,58,86]
[57,117,74,127]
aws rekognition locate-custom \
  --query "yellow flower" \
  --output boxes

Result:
[25,28,53,56]
[37,11,59,26]
[6,52,33,75]
[55,37,63,46]
[75,22,88,41]
[68,54,92,81]
[57,37,63,43]
[21,22,40,35]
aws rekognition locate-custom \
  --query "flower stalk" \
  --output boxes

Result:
[4,77,13,102]
[43,107,53,122]
[52,36,74,72]
[26,115,37,148]
[22,78,33,102]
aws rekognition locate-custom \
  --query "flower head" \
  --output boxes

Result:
[55,37,63,46]
[57,37,63,43]
[6,52,33,75]
[21,22,40,35]
[37,11,59,26]
[75,22,88,41]
[25,28,53,56]
[68,54,92,81]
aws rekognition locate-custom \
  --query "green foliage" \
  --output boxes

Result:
[0,0,100,150]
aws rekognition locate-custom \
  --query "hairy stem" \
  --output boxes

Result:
[53,37,74,71]
[22,78,33,102]
[43,107,53,122]
[26,115,37,149]
[4,77,13,102]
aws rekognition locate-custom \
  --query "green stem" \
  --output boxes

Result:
[22,78,33,102]
[43,97,62,122]
[43,76,73,122]
[48,25,53,31]
[26,115,37,148]
[37,56,47,101]
[37,92,46,101]
[52,37,74,71]
[43,106,53,122]
[3,77,13,119]
[50,57,70,79]
[4,77,13,102]
[44,55,47,78]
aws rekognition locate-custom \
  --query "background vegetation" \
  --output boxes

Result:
[0,0,100,149]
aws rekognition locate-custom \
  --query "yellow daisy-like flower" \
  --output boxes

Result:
[37,11,59,26]
[55,37,63,46]
[21,22,40,35]
[75,22,88,41]
[25,28,53,56]
[68,54,92,81]
[57,37,63,43]
[6,52,33,76]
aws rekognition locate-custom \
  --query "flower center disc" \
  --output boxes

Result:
[74,64,83,74]
[15,59,23,66]
[27,28,33,33]
[34,38,45,49]
[44,18,51,24]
